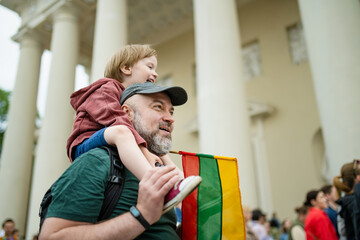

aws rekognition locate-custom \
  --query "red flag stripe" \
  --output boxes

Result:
[179,151,197,156]
[181,155,200,240]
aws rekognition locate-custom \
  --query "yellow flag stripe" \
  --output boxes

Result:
[217,158,246,240]
[214,155,237,161]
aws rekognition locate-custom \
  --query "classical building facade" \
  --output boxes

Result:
[0,0,359,238]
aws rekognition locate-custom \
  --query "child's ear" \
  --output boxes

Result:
[121,104,134,122]
[120,65,132,76]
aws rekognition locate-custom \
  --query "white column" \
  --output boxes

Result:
[193,0,258,206]
[298,0,360,178]
[0,33,42,234]
[252,118,273,214]
[90,0,127,83]
[26,6,78,239]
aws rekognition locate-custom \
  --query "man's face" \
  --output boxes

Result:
[130,92,175,156]
[3,221,15,236]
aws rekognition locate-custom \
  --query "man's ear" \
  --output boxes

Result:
[121,104,134,122]
[120,65,132,76]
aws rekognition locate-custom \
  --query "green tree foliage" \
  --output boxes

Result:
[0,89,11,155]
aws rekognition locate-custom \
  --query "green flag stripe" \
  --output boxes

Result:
[198,155,223,240]
[196,153,214,158]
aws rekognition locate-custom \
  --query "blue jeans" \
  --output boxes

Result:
[74,128,110,159]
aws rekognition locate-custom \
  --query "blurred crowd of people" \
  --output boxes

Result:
[244,159,360,240]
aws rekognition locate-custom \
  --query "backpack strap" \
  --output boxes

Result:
[98,146,126,221]
[39,185,53,230]
[39,146,125,231]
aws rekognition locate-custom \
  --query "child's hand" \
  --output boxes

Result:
[140,145,163,167]
[160,154,184,179]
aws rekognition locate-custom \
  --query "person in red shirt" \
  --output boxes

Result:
[303,190,338,240]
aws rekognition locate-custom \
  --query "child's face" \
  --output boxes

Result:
[123,56,158,88]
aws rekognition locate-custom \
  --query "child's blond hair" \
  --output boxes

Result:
[104,44,157,83]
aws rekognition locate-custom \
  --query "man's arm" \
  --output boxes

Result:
[39,165,179,240]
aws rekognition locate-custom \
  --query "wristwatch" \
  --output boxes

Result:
[130,206,151,229]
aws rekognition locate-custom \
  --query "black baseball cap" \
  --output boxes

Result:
[120,82,188,106]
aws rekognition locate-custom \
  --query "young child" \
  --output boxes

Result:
[66,44,201,212]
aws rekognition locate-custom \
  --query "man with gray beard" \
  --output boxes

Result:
[132,108,173,156]
[39,83,201,240]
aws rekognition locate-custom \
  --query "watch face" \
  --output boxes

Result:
[130,206,150,229]
[131,206,140,217]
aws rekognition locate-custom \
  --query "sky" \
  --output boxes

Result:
[0,5,89,118]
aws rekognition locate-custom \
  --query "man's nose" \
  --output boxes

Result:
[163,112,174,124]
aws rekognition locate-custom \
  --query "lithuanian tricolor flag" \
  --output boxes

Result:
[179,151,246,240]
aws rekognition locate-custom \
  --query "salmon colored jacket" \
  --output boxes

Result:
[66,78,146,162]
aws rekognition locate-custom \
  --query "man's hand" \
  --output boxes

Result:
[136,165,180,224]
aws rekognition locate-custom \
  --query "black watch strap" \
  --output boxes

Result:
[130,206,151,229]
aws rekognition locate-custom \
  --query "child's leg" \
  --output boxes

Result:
[74,128,109,159]
[104,125,153,180]
[139,144,164,167]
